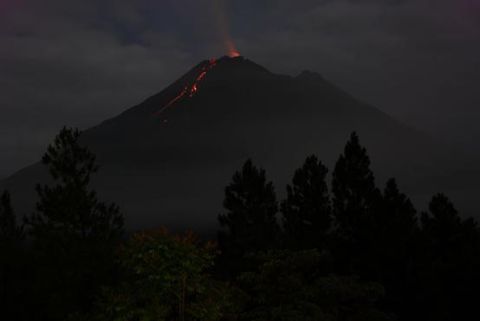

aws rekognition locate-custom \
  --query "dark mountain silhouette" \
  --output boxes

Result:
[1,56,478,231]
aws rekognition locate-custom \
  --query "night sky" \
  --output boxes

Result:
[1,0,479,178]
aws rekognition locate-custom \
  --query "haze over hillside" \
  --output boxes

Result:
[2,56,478,231]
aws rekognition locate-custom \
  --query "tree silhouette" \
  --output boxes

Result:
[218,160,279,274]
[281,155,331,250]
[332,132,379,234]
[380,179,418,241]
[27,127,124,320]
[421,194,462,240]
[371,179,419,315]
[331,132,380,274]
[0,190,25,321]
[0,191,23,243]
[370,179,418,276]
[3,127,479,321]
[415,194,480,321]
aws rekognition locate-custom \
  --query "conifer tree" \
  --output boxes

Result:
[416,194,480,321]
[0,191,23,243]
[281,155,331,250]
[375,179,418,267]
[421,193,462,240]
[331,132,381,274]
[218,160,279,261]
[27,127,124,320]
[381,179,417,236]
[371,179,418,313]
[0,190,25,321]
[332,132,379,235]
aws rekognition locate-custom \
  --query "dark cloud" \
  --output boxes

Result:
[1,0,479,177]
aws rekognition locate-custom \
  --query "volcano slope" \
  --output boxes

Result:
[2,56,478,231]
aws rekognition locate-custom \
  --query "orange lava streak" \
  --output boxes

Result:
[153,59,218,117]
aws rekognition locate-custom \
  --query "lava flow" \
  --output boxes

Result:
[154,58,218,116]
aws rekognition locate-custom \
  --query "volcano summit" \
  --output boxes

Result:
[2,56,478,231]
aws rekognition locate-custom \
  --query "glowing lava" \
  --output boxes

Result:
[228,47,241,58]
[154,58,218,116]
[225,38,240,58]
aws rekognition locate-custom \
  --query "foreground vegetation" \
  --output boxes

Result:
[1,128,479,321]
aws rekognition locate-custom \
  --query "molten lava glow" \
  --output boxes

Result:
[154,59,218,117]
[229,50,241,58]
[225,38,240,58]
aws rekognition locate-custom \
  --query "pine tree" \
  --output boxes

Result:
[421,194,462,240]
[373,179,418,314]
[375,179,418,266]
[218,160,279,262]
[381,179,417,236]
[416,194,480,321]
[281,155,331,250]
[331,132,380,274]
[27,127,124,320]
[0,191,23,243]
[332,132,379,234]
[0,190,25,321]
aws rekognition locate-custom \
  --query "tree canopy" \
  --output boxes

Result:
[26,127,124,320]
[281,155,331,250]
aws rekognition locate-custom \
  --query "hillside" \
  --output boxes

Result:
[2,56,478,231]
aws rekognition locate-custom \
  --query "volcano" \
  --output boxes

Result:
[2,56,479,232]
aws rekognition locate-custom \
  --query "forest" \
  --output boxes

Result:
[1,127,479,321]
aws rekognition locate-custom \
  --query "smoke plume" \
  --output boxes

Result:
[212,0,240,57]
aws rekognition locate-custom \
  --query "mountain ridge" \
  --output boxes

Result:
[2,56,478,231]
